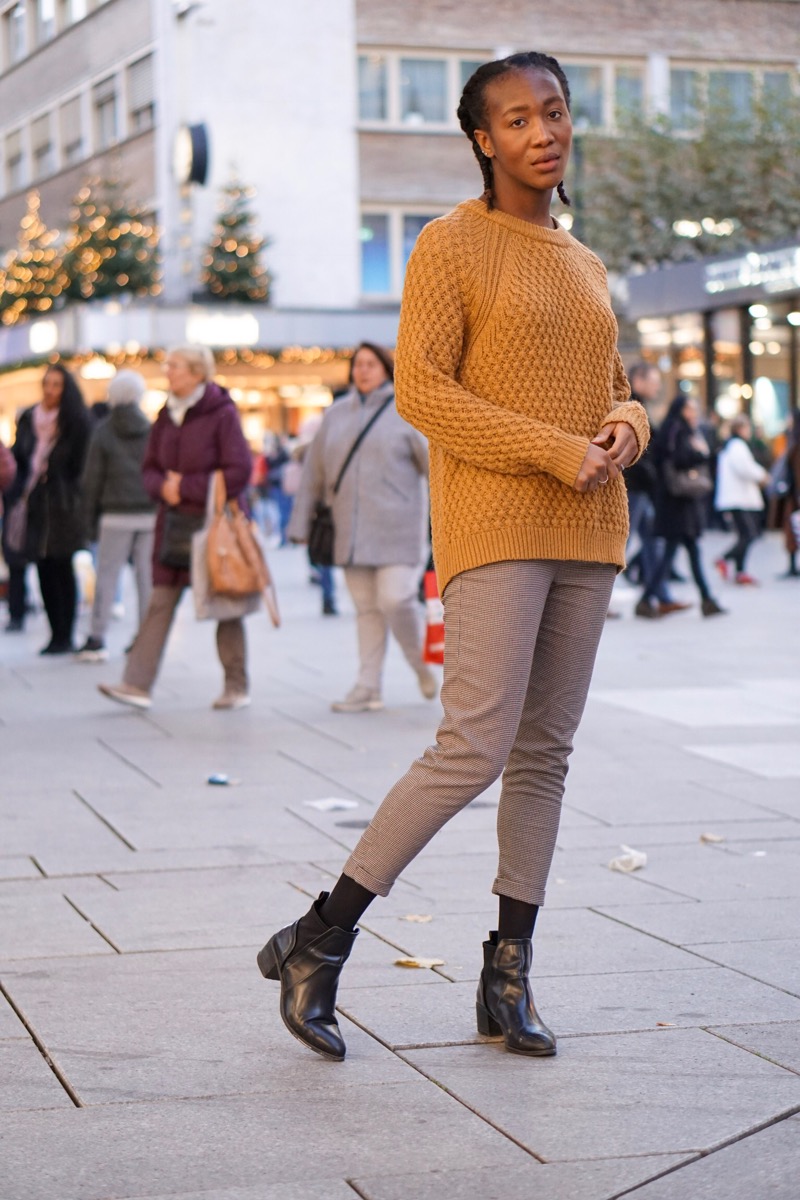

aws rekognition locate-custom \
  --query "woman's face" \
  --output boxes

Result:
[352,348,389,395]
[165,354,203,398]
[683,398,700,428]
[475,68,572,200]
[41,369,64,411]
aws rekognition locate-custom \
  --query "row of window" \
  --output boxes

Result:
[358,50,796,132]
[2,0,109,71]
[2,52,153,194]
[360,210,441,298]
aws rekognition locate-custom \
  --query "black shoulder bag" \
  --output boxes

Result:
[308,396,393,567]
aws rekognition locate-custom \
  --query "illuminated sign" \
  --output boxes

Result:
[704,246,800,296]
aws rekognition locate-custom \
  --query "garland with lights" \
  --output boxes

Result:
[61,180,161,301]
[201,180,271,302]
[0,192,68,326]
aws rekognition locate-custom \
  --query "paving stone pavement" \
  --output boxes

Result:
[1,532,799,1199]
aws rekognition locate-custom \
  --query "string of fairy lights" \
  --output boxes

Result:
[0,178,272,327]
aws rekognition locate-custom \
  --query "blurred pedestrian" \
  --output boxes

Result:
[638,395,724,617]
[265,434,293,546]
[98,346,253,710]
[258,52,650,1063]
[0,439,15,493]
[771,411,800,578]
[76,370,156,661]
[288,342,434,710]
[3,364,91,652]
[713,414,768,586]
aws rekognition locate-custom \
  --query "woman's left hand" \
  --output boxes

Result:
[591,422,638,471]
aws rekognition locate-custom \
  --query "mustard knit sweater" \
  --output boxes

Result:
[395,199,651,593]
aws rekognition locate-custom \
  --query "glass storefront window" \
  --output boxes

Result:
[358,54,388,121]
[400,58,447,124]
[748,301,792,437]
[360,214,390,295]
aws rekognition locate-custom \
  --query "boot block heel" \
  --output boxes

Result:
[257,939,280,980]
[476,1002,501,1037]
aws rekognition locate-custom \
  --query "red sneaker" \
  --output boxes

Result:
[735,573,759,586]
[714,559,730,582]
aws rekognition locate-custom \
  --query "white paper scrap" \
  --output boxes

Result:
[304,798,359,812]
[608,845,647,873]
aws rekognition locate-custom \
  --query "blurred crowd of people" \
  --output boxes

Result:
[1,349,799,708]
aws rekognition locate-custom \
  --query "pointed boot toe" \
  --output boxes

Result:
[476,932,556,1057]
[257,892,357,1061]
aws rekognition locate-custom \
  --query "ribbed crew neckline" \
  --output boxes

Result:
[463,197,573,244]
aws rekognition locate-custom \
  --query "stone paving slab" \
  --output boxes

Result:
[361,907,707,982]
[1,947,420,1105]
[595,897,800,946]
[0,1082,538,1200]
[709,1020,800,1074]
[402,1027,800,1161]
[554,816,800,851]
[353,1155,693,1200]
[0,993,25,1037]
[0,1040,73,1111]
[693,937,800,995]
[0,855,40,880]
[620,1114,800,1199]
[340,966,800,1048]
[0,883,115,960]
[125,1185,360,1200]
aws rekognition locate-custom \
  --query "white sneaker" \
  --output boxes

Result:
[98,682,151,710]
[75,638,109,663]
[331,686,384,713]
[212,691,251,710]
[417,666,438,700]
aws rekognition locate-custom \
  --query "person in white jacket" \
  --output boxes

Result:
[714,415,769,584]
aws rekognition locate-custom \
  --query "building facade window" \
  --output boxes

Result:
[708,69,753,120]
[31,112,53,179]
[614,65,644,119]
[36,0,55,43]
[763,70,791,103]
[400,57,448,124]
[60,95,82,164]
[357,50,489,127]
[93,76,117,149]
[128,54,155,133]
[670,68,702,130]
[5,129,25,192]
[360,209,443,297]
[565,64,604,129]
[5,2,27,65]
[358,53,388,121]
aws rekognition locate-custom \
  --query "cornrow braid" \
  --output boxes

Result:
[457,51,572,211]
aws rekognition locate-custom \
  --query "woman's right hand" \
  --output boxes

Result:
[573,444,618,494]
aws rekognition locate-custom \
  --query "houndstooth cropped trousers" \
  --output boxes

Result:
[344,559,615,907]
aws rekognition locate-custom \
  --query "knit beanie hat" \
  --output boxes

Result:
[108,370,146,408]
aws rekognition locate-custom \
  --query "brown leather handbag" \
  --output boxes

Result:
[206,471,280,625]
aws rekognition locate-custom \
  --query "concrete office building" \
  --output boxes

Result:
[0,0,797,440]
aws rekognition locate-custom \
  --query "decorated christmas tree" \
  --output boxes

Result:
[61,179,161,301]
[201,180,271,302]
[0,191,68,326]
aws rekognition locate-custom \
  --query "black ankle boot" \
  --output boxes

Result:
[476,931,556,1056]
[257,892,358,1061]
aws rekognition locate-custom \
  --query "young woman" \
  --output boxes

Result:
[258,52,650,1062]
[288,342,434,712]
[639,396,725,618]
[4,364,90,653]
[98,346,252,711]
[714,414,768,586]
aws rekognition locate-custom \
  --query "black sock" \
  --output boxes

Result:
[320,874,376,931]
[497,895,539,942]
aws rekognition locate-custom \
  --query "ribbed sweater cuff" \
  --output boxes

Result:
[547,433,590,487]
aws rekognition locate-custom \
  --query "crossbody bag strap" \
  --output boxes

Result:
[331,395,394,495]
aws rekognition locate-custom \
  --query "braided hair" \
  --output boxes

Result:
[457,52,572,210]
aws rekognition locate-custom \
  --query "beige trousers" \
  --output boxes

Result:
[343,563,425,692]
[123,585,248,695]
[344,559,615,906]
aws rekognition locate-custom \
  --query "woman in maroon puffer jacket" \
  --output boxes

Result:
[98,345,253,710]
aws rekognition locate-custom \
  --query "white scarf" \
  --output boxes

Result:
[166,383,206,427]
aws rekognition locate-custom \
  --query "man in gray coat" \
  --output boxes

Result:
[76,371,156,661]
[288,343,435,712]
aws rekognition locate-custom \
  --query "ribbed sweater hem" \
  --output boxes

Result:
[435,527,626,595]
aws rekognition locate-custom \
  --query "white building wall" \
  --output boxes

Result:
[154,0,361,310]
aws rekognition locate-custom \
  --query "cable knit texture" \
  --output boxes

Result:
[395,199,650,593]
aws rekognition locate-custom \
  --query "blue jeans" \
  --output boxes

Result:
[627,492,671,605]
